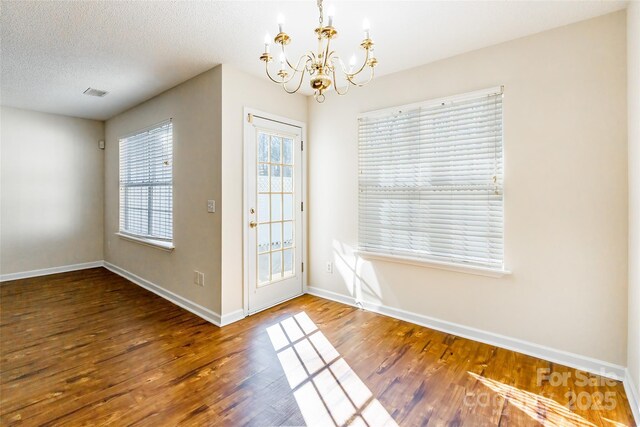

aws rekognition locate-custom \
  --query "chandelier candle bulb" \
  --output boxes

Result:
[363,18,371,39]
[264,34,270,53]
[327,5,335,27]
[277,14,285,33]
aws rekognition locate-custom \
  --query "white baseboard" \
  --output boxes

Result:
[1,260,247,328]
[104,262,226,327]
[625,369,640,425]
[306,285,627,381]
[0,261,105,282]
[221,309,246,326]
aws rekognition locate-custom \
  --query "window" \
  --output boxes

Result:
[358,87,503,271]
[119,119,173,243]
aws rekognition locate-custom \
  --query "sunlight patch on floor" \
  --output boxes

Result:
[267,312,398,427]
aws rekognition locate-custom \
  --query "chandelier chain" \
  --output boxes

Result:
[317,0,323,27]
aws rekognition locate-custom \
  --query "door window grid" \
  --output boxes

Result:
[257,132,295,285]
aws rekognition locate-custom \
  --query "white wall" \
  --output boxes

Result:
[627,1,640,398]
[308,12,628,365]
[104,68,223,314]
[219,64,307,317]
[0,107,104,275]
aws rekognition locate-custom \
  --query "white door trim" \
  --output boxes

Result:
[243,108,307,316]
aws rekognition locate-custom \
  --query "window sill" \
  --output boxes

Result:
[116,232,175,252]
[356,251,510,278]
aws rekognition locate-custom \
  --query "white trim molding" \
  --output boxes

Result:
[103,262,246,328]
[306,286,627,381]
[104,262,222,326]
[0,261,104,282]
[220,309,246,326]
[357,251,510,278]
[625,370,640,425]
[115,232,175,251]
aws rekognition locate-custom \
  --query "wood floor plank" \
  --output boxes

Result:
[0,268,636,426]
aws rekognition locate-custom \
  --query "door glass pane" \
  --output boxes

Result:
[258,134,269,162]
[283,249,294,276]
[258,253,270,284]
[282,166,293,192]
[283,194,293,221]
[256,130,296,285]
[258,163,269,193]
[258,224,270,253]
[258,194,269,223]
[272,251,282,277]
[271,222,282,250]
[283,221,293,248]
[283,138,293,165]
[271,165,281,192]
[271,136,281,163]
[271,194,282,221]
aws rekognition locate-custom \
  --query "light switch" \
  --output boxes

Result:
[207,200,215,213]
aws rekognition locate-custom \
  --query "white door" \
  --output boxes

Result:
[245,112,304,314]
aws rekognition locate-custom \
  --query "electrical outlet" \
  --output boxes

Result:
[194,271,205,286]
[326,262,333,274]
[207,200,215,213]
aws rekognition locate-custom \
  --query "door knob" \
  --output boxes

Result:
[249,221,258,229]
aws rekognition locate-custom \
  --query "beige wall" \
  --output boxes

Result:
[307,12,628,365]
[219,64,307,316]
[104,68,223,314]
[627,2,640,396]
[1,107,104,275]
[101,63,307,318]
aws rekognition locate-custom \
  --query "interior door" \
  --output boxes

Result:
[245,113,303,314]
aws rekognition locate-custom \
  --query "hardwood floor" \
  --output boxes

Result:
[0,268,636,426]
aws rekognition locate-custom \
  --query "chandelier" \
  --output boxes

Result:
[260,0,377,103]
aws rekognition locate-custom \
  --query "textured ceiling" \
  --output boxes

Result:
[0,0,628,120]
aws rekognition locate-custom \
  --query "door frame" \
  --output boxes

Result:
[243,107,307,316]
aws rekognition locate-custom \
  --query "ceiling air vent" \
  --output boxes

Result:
[83,87,108,97]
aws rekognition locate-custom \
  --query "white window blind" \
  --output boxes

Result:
[358,88,503,270]
[119,119,173,242]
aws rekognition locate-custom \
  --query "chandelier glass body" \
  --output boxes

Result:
[260,0,377,103]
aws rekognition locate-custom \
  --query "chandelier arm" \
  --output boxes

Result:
[346,65,375,87]
[305,53,317,74]
[265,62,283,84]
[328,53,347,74]
[331,67,350,96]
[282,46,312,73]
[282,68,307,94]
[350,49,373,78]
[329,49,370,80]
[266,59,307,86]
[266,62,301,86]
[286,55,309,73]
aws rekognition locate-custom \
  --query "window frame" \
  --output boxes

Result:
[356,86,508,276]
[117,119,174,250]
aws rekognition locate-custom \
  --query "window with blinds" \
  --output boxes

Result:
[119,119,173,242]
[358,88,503,270]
